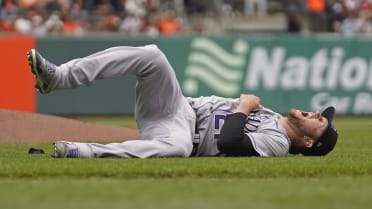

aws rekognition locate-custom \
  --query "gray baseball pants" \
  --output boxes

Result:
[54,45,196,158]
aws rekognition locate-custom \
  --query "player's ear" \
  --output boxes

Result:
[303,136,314,148]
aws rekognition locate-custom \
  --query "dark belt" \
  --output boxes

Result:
[191,142,199,157]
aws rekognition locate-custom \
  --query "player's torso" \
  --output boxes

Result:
[188,96,238,156]
[187,96,289,156]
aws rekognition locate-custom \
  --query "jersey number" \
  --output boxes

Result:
[214,114,226,139]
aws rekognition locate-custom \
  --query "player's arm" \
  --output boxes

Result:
[217,112,260,156]
[217,94,261,157]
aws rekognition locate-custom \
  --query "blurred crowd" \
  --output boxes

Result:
[285,0,372,36]
[1,0,372,37]
[0,0,192,37]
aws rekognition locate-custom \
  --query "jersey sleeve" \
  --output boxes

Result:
[245,132,290,157]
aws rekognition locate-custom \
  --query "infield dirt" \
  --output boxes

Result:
[0,109,139,144]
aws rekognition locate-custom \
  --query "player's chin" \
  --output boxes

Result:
[288,108,298,116]
[288,109,302,122]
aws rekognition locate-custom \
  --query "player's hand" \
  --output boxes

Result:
[235,94,261,115]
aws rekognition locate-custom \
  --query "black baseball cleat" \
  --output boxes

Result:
[27,49,57,94]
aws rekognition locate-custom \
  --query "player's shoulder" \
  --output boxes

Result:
[247,132,290,157]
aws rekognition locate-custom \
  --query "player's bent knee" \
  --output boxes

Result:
[142,45,163,61]
[141,45,170,70]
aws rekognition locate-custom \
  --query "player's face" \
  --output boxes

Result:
[288,109,329,140]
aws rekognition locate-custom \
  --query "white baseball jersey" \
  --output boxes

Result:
[188,96,291,157]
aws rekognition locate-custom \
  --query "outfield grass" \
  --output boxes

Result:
[0,116,371,209]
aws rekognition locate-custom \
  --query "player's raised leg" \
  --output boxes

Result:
[28,45,173,92]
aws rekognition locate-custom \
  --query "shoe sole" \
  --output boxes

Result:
[27,49,47,94]
[52,142,67,158]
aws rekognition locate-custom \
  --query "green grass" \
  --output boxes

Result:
[0,116,372,209]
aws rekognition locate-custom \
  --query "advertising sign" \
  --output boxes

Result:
[160,36,372,114]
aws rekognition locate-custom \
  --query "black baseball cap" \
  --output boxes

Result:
[300,106,338,156]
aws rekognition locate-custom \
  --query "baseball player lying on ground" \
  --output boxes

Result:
[26,45,338,158]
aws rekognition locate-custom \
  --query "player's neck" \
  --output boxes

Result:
[279,117,302,141]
